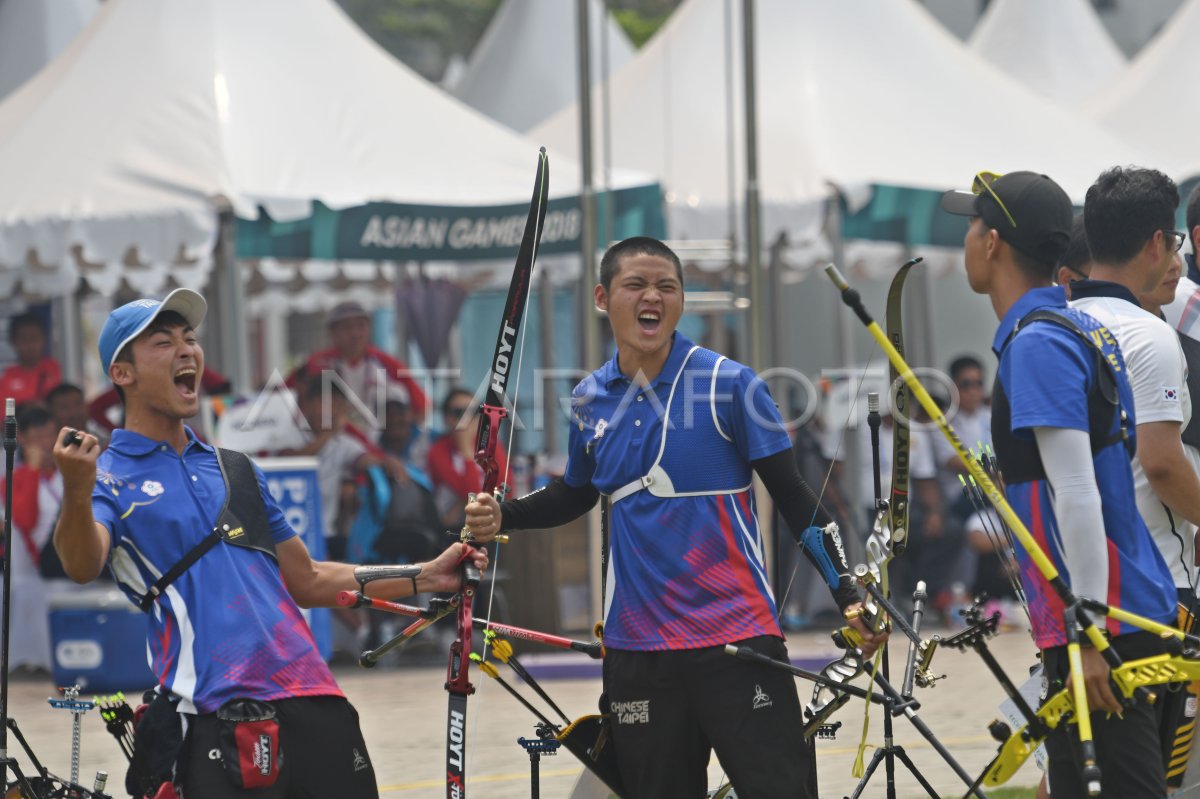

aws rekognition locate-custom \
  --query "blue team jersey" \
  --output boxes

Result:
[92,428,341,714]
[565,333,792,651]
[994,286,1175,648]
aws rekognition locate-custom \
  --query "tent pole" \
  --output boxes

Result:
[725,0,737,249]
[538,267,559,456]
[741,0,764,375]
[577,0,607,636]
[741,0,777,594]
[58,282,82,384]
[576,0,601,373]
[726,0,751,362]
[215,206,250,393]
[599,0,615,249]
[827,191,864,560]
[767,232,787,399]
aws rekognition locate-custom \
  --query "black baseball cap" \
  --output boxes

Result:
[940,171,1074,264]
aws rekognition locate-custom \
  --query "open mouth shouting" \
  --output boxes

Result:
[174,366,198,399]
[637,309,662,336]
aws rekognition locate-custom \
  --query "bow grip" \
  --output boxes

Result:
[462,548,483,588]
[473,403,509,495]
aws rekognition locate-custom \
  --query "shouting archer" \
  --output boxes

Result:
[51,290,486,799]
[466,236,885,798]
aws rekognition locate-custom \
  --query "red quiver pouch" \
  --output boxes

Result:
[215,698,282,789]
[150,784,180,799]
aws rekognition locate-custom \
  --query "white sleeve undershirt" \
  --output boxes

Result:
[1033,426,1109,616]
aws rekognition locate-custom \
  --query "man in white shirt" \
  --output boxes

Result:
[1068,170,1200,583]
[1068,167,1200,786]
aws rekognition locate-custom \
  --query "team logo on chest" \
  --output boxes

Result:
[115,477,167,520]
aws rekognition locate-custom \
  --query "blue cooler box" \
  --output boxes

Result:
[48,589,155,692]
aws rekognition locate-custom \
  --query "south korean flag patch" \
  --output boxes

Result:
[1163,386,1180,402]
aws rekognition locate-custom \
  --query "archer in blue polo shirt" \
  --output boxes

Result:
[93,426,339,713]
[942,170,1175,799]
[51,289,486,799]
[990,286,1174,649]
[464,237,883,799]
[564,328,790,650]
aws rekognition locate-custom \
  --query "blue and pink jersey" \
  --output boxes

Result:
[993,287,1174,648]
[92,428,341,714]
[565,333,791,651]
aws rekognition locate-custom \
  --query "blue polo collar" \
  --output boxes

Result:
[600,332,697,389]
[108,426,214,457]
[993,285,1067,357]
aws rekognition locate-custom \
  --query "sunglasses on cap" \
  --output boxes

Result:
[972,171,1018,229]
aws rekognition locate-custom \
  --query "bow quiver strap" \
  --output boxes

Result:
[137,449,275,611]
[991,309,1132,486]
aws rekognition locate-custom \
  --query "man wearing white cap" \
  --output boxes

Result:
[51,290,485,798]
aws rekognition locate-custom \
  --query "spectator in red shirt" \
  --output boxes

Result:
[427,387,506,529]
[0,313,60,408]
[286,302,429,437]
[46,383,109,450]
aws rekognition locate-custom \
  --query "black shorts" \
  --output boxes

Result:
[603,635,812,799]
[179,695,378,799]
[1042,631,1167,799]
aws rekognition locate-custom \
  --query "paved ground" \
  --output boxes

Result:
[1,624,1049,798]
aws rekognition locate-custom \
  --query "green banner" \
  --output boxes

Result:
[841,183,1091,248]
[841,184,970,248]
[237,184,665,262]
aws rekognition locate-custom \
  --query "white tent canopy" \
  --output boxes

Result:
[532,0,1159,242]
[968,0,1126,107]
[0,0,98,100]
[452,0,634,133]
[0,0,647,299]
[1084,0,1200,181]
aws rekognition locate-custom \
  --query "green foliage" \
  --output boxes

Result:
[610,8,673,48]
[335,0,501,79]
[335,0,684,80]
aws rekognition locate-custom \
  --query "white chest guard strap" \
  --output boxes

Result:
[608,346,750,504]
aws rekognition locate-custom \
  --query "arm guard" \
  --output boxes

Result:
[797,522,859,610]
